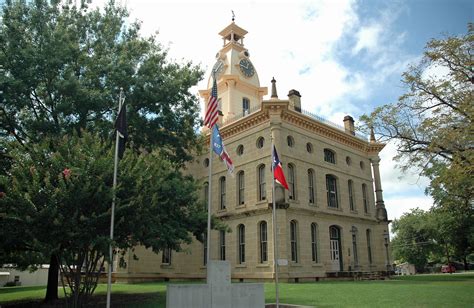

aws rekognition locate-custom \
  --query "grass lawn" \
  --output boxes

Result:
[1,273,473,307]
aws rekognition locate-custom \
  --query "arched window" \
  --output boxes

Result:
[258,164,266,201]
[308,169,315,204]
[288,164,296,200]
[324,149,336,164]
[256,137,265,149]
[351,227,359,267]
[326,175,338,208]
[366,229,373,264]
[237,171,245,205]
[219,176,226,210]
[287,135,295,147]
[311,223,319,262]
[362,184,368,213]
[219,230,226,260]
[242,97,250,115]
[306,142,313,153]
[259,221,268,263]
[348,180,355,211]
[162,247,171,264]
[290,220,298,262]
[238,224,245,264]
[236,144,244,156]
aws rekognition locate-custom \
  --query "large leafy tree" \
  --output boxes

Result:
[0,0,203,165]
[361,25,473,269]
[0,0,207,304]
[0,133,207,306]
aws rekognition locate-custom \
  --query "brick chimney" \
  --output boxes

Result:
[288,89,301,112]
[343,115,355,136]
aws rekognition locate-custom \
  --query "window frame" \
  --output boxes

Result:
[311,223,319,263]
[348,180,355,211]
[324,149,336,164]
[219,176,226,210]
[237,171,245,205]
[326,174,339,208]
[259,221,268,263]
[258,164,266,201]
[288,164,296,200]
[308,169,315,204]
[238,224,246,264]
[290,220,298,263]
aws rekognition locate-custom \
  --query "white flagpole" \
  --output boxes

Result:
[106,88,124,308]
[206,123,214,275]
[271,139,280,308]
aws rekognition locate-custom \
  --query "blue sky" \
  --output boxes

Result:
[2,0,472,220]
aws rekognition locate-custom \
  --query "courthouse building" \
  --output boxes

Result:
[116,21,391,282]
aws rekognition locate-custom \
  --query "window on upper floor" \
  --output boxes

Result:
[362,183,369,213]
[288,164,296,200]
[326,174,339,208]
[308,169,315,204]
[348,180,355,211]
[219,176,226,210]
[324,149,336,164]
[258,164,266,201]
[287,135,295,147]
[237,171,245,205]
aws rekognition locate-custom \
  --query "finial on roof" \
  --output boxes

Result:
[271,77,278,98]
[370,126,376,143]
[231,10,235,22]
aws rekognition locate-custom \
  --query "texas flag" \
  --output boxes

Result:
[272,146,289,190]
[212,125,234,175]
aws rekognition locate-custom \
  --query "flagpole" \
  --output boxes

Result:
[206,126,214,273]
[271,138,280,308]
[106,88,124,308]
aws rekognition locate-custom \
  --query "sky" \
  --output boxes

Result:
[3,0,472,221]
[110,0,471,222]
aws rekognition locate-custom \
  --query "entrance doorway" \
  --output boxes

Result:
[329,226,343,271]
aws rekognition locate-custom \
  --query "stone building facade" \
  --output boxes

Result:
[115,22,390,282]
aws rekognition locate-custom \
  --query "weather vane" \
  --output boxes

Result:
[232,10,235,22]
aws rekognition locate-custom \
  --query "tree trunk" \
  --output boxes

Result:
[44,253,59,302]
[463,256,468,270]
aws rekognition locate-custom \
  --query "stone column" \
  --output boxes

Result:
[370,156,388,221]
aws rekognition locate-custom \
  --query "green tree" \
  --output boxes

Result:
[391,209,437,272]
[0,0,203,165]
[0,132,208,307]
[0,0,207,304]
[361,25,473,269]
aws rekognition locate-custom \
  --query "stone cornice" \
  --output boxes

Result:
[202,100,386,155]
[286,206,378,224]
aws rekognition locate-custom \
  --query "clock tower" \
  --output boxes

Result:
[199,22,268,125]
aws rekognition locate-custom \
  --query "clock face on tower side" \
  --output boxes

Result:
[239,59,255,78]
[212,59,225,77]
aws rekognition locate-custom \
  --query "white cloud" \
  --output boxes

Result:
[352,24,383,55]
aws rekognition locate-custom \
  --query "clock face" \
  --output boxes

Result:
[212,60,225,77]
[239,59,255,78]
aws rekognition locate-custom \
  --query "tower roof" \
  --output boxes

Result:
[218,22,248,40]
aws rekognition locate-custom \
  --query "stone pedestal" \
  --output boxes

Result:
[167,261,264,308]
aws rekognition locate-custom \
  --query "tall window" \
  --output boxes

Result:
[352,228,359,267]
[288,164,296,200]
[219,230,226,260]
[348,180,355,211]
[203,182,209,207]
[162,247,171,264]
[219,176,226,210]
[324,149,336,164]
[242,97,250,115]
[308,169,315,204]
[326,175,338,208]
[366,229,373,264]
[238,171,245,205]
[258,164,266,201]
[290,220,298,262]
[362,184,368,213]
[311,223,319,262]
[238,224,245,264]
[259,221,268,263]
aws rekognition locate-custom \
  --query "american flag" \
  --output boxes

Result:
[204,77,219,128]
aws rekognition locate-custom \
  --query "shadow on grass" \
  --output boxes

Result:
[390,273,474,283]
[0,286,46,295]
